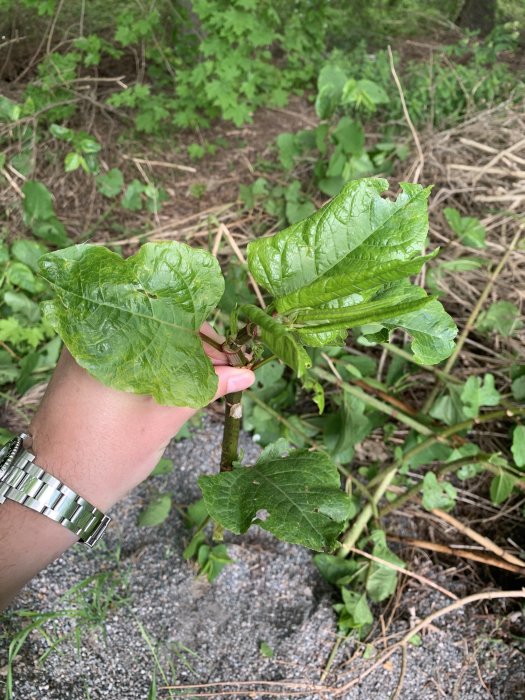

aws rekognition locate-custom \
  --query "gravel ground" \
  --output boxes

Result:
[1,415,523,700]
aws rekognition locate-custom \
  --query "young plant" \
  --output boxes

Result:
[38,177,457,552]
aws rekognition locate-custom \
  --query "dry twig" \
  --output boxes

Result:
[388,45,424,183]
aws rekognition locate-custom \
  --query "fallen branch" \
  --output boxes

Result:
[388,534,525,575]
[334,589,525,695]
[431,508,525,569]
[346,545,458,600]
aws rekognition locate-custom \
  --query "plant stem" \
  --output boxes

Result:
[251,354,276,370]
[337,465,398,557]
[201,323,256,472]
[198,331,223,353]
[313,366,433,437]
[379,454,492,516]
[219,391,243,472]
[338,407,525,556]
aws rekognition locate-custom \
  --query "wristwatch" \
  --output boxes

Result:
[0,433,111,548]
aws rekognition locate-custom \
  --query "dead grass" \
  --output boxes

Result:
[420,97,525,383]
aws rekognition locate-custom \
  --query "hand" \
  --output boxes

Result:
[29,324,255,511]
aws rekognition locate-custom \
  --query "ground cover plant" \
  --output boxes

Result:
[1,0,525,697]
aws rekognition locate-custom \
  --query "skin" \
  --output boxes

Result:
[0,325,255,611]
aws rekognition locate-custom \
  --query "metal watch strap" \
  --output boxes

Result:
[0,433,111,548]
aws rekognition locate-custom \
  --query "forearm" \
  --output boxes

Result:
[0,354,189,611]
[0,499,77,611]
[0,344,254,611]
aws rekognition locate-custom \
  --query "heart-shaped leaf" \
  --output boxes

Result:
[199,439,354,551]
[39,242,224,407]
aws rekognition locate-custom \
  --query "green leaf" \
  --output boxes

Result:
[198,543,233,582]
[447,444,482,480]
[342,79,389,110]
[276,132,297,170]
[511,375,525,401]
[137,493,172,527]
[96,168,124,198]
[122,179,145,210]
[285,198,316,225]
[338,590,373,631]
[151,457,174,476]
[11,240,49,272]
[3,291,41,323]
[199,440,353,551]
[476,301,523,337]
[39,242,224,408]
[144,184,168,214]
[16,351,40,394]
[64,152,83,172]
[78,137,101,154]
[183,530,206,561]
[185,498,209,531]
[292,286,435,332]
[422,472,457,511]
[511,425,525,468]
[35,336,62,372]
[33,219,70,248]
[22,181,70,247]
[460,374,501,418]
[6,262,38,294]
[248,180,430,308]
[315,64,347,120]
[49,123,73,140]
[366,531,405,603]
[302,375,325,414]
[366,288,457,365]
[0,242,9,265]
[0,318,44,349]
[240,304,311,378]
[247,178,456,364]
[443,208,486,248]
[313,553,360,585]
[22,180,56,221]
[324,391,371,462]
[0,95,21,122]
[333,117,365,155]
[259,642,274,658]
[429,386,465,426]
[0,351,19,385]
[489,470,516,505]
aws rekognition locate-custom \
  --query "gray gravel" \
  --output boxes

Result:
[1,415,523,700]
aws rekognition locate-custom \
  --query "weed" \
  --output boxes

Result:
[0,567,129,700]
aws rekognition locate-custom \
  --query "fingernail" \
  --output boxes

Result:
[226,370,255,393]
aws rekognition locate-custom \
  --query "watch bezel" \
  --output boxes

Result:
[0,433,31,479]
[0,437,20,479]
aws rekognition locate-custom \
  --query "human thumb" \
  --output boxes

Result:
[212,365,256,401]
